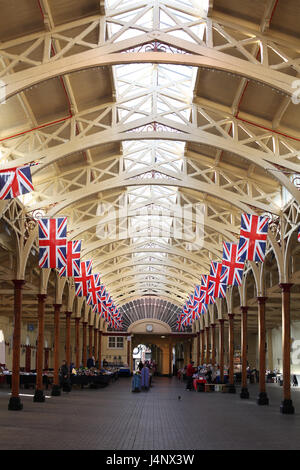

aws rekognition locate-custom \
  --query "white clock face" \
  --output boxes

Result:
[146,324,153,332]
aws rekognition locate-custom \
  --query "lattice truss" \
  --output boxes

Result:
[0,0,300,315]
[1,0,300,98]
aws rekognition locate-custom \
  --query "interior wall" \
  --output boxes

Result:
[101,335,127,365]
[0,315,53,370]
[269,321,300,374]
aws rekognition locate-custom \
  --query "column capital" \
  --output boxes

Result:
[205,326,210,330]
[37,293,47,301]
[13,279,26,289]
[240,306,249,314]
[218,318,225,324]
[82,321,88,325]
[53,303,62,309]
[257,297,267,304]
[228,313,235,319]
[279,283,293,292]
[65,311,72,317]
[211,323,216,328]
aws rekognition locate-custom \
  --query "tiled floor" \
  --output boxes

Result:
[0,377,300,450]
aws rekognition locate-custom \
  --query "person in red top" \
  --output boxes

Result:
[185,360,196,391]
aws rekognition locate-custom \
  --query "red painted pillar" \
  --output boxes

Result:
[279,283,295,414]
[228,314,236,393]
[257,297,269,405]
[34,294,47,402]
[98,330,102,368]
[88,325,93,358]
[240,306,249,399]
[51,304,62,396]
[200,329,205,364]
[211,324,216,366]
[196,332,200,366]
[44,348,49,370]
[75,318,80,369]
[8,280,25,410]
[25,346,31,372]
[218,319,225,383]
[94,328,98,364]
[65,312,72,367]
[82,322,87,367]
[205,326,210,364]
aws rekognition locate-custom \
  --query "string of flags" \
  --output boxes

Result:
[37,217,122,330]
[1,165,300,331]
[0,164,36,200]
[177,213,269,331]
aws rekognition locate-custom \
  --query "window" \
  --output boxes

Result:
[108,336,124,349]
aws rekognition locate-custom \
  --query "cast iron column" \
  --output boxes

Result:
[196,332,200,365]
[88,325,93,358]
[8,280,26,410]
[240,306,249,399]
[279,283,295,414]
[98,330,102,367]
[94,328,98,364]
[200,329,205,364]
[218,319,225,383]
[257,297,269,405]
[228,314,236,393]
[211,324,216,366]
[51,304,62,396]
[205,326,210,364]
[65,311,72,367]
[82,321,87,367]
[34,294,47,402]
[75,317,80,369]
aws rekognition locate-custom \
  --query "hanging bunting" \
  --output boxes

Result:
[74,260,92,297]
[86,273,102,306]
[222,242,244,286]
[237,213,269,262]
[59,240,81,277]
[38,217,67,269]
[208,262,227,299]
[0,165,34,200]
[201,274,215,305]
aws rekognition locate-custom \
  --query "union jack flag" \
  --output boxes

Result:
[0,165,34,200]
[298,226,300,242]
[200,303,207,315]
[176,312,186,331]
[208,262,227,299]
[38,218,67,269]
[237,213,269,262]
[59,240,81,277]
[87,273,102,306]
[222,242,244,286]
[200,274,215,305]
[74,260,92,297]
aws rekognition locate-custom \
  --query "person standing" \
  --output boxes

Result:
[185,360,195,391]
[59,360,71,392]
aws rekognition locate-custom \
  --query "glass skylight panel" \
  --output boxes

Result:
[103,0,205,297]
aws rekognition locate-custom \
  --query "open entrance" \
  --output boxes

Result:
[133,344,151,371]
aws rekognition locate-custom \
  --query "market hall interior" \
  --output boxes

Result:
[0,0,300,451]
